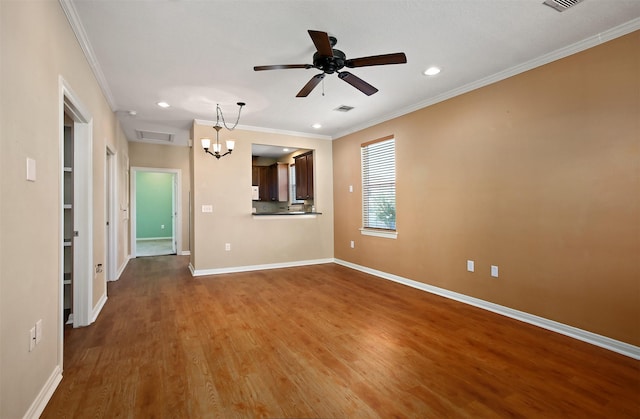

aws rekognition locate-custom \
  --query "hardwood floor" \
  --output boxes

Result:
[42,256,639,418]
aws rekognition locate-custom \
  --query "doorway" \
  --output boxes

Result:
[59,77,94,375]
[130,167,181,257]
[105,147,117,280]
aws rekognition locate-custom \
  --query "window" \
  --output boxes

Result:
[361,135,397,238]
[289,164,304,204]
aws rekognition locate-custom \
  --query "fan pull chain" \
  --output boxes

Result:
[322,78,325,96]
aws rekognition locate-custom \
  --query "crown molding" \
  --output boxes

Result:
[59,0,117,111]
[194,119,332,141]
[334,18,640,139]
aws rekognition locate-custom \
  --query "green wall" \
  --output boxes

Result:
[136,172,174,239]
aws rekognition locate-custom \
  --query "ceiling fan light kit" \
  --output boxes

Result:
[254,30,407,97]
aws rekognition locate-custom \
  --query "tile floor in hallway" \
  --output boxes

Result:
[136,238,174,257]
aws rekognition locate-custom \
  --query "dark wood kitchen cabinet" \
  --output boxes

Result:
[294,151,314,200]
[268,162,289,202]
[253,163,288,201]
[252,165,269,201]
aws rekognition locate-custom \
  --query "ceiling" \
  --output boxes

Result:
[63,0,640,146]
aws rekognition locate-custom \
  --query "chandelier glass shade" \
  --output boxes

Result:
[201,102,245,159]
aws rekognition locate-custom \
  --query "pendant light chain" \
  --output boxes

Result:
[217,102,245,131]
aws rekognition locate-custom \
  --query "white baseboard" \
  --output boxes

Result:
[334,259,640,360]
[180,250,191,256]
[136,236,172,241]
[22,365,62,419]
[111,256,131,281]
[91,293,108,323]
[191,258,334,277]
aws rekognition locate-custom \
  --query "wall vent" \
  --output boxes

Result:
[334,105,354,113]
[135,130,174,142]
[543,0,585,12]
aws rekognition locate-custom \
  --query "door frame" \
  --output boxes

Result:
[59,77,94,364]
[130,167,182,257]
[105,146,117,281]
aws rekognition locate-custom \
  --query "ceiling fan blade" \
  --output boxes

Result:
[296,74,325,97]
[338,72,378,96]
[308,30,334,57]
[345,52,407,68]
[254,64,312,71]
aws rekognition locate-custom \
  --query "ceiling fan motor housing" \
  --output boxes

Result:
[313,49,346,74]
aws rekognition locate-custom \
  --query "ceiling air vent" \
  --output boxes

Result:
[543,0,585,12]
[334,105,354,113]
[135,130,174,142]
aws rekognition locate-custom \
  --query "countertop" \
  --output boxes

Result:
[252,211,322,216]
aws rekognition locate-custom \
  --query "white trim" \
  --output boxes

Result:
[194,119,332,141]
[136,236,173,241]
[130,167,182,258]
[180,250,191,256]
[334,18,640,139]
[334,259,640,360]
[191,258,333,277]
[105,146,117,282]
[91,294,108,323]
[360,228,398,239]
[22,366,62,419]
[60,76,94,338]
[58,0,117,110]
[113,255,131,281]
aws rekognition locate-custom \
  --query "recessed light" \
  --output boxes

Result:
[157,101,170,108]
[423,67,441,76]
[312,123,322,129]
[283,148,290,152]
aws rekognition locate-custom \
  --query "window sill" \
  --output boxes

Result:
[360,228,398,239]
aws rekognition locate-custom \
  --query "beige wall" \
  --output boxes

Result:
[128,142,191,254]
[191,124,334,271]
[0,2,129,417]
[333,32,640,346]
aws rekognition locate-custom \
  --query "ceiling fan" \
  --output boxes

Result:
[254,30,407,97]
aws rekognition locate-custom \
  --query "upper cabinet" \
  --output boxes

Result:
[252,165,269,201]
[268,162,289,202]
[252,162,289,202]
[294,151,314,200]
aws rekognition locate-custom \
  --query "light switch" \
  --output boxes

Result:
[26,158,36,181]
[35,319,42,344]
[202,205,213,213]
[491,265,499,278]
[467,260,474,272]
[29,327,36,352]
[349,185,353,193]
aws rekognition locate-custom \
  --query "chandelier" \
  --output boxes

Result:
[201,102,246,159]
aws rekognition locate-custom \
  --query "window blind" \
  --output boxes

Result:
[361,137,396,231]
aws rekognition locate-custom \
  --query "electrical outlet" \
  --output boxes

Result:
[225,243,231,251]
[35,319,42,344]
[29,327,36,352]
[202,205,213,213]
[350,240,355,248]
[161,224,165,229]
[467,260,474,272]
[491,265,499,278]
